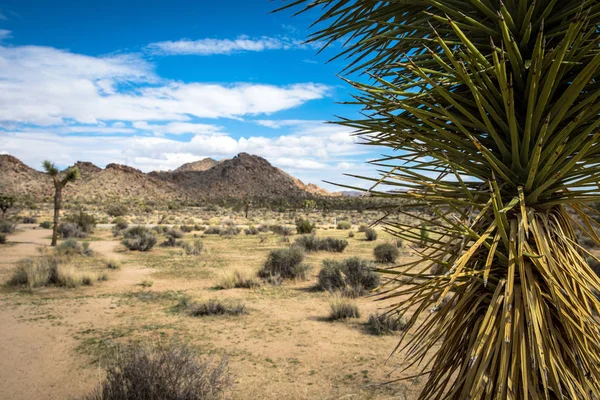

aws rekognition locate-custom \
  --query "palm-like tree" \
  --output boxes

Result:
[42,160,79,246]
[282,0,600,398]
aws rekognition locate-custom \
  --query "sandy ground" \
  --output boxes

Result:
[0,225,427,400]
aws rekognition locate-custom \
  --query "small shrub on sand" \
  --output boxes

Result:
[178,298,248,317]
[166,228,184,239]
[215,269,260,290]
[112,217,128,230]
[294,235,348,253]
[270,225,294,237]
[244,226,259,235]
[84,342,232,400]
[205,226,222,235]
[328,295,360,320]
[7,256,103,289]
[105,259,121,270]
[0,233,6,244]
[123,227,157,252]
[358,224,368,232]
[367,312,408,335]
[318,257,380,297]
[336,221,351,230]
[39,221,52,229]
[181,225,194,233]
[183,239,203,256]
[56,239,93,257]
[106,204,128,217]
[58,222,86,239]
[258,247,310,281]
[373,243,400,263]
[65,211,96,233]
[140,279,154,288]
[296,218,316,234]
[365,228,378,241]
[23,216,37,224]
[0,220,15,234]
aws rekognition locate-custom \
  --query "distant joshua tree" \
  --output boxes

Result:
[43,160,79,246]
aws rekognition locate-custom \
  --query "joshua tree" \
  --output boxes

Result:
[0,194,15,219]
[283,0,600,398]
[43,160,79,246]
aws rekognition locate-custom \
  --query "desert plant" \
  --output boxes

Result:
[367,312,407,336]
[57,222,86,239]
[357,224,368,233]
[348,231,354,238]
[181,225,193,233]
[0,220,15,234]
[183,299,248,317]
[373,243,400,264]
[328,295,360,320]
[295,218,316,234]
[0,233,6,244]
[43,160,80,246]
[204,226,222,235]
[282,0,600,395]
[183,239,203,256]
[270,225,294,237]
[105,259,121,270]
[7,255,102,289]
[0,194,15,219]
[294,235,348,253]
[258,247,310,281]
[56,238,93,257]
[64,211,97,233]
[39,221,52,229]
[364,228,377,242]
[112,217,128,230]
[336,221,351,230]
[215,269,259,290]
[106,204,128,217]
[244,226,259,235]
[165,228,184,239]
[122,226,157,252]
[318,257,380,297]
[84,342,232,400]
[22,216,37,224]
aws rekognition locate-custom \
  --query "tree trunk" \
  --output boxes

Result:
[51,185,61,247]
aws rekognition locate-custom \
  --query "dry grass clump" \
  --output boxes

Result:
[84,342,232,400]
[215,269,260,290]
[176,296,248,317]
[328,294,360,321]
[373,243,400,263]
[294,235,348,253]
[258,247,311,281]
[7,255,105,289]
[318,257,380,297]
[56,238,93,257]
[366,312,408,335]
[364,228,377,241]
[105,259,122,270]
[182,239,203,256]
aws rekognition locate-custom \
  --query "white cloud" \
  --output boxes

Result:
[133,121,223,136]
[146,35,315,56]
[0,44,330,126]
[0,29,11,40]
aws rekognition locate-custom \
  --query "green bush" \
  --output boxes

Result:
[258,247,311,281]
[112,217,128,230]
[65,211,96,233]
[56,238,93,257]
[106,204,128,217]
[58,222,86,239]
[0,220,15,234]
[365,228,378,241]
[367,312,408,335]
[39,221,52,229]
[358,224,368,232]
[294,235,348,253]
[296,218,316,234]
[336,221,351,230]
[122,226,157,252]
[373,243,400,263]
[84,342,232,400]
[318,257,380,297]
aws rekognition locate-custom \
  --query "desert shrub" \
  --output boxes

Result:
[106,204,128,217]
[318,257,380,297]
[183,299,248,317]
[65,211,96,233]
[294,235,348,253]
[112,217,128,230]
[166,228,184,239]
[336,221,351,230]
[152,225,168,234]
[374,243,400,263]
[39,221,52,229]
[194,224,206,231]
[258,247,310,281]
[215,270,259,290]
[348,231,355,238]
[123,226,157,252]
[244,226,259,235]
[257,225,269,233]
[358,224,368,232]
[220,225,241,237]
[296,218,316,234]
[0,233,5,244]
[0,220,15,234]
[56,238,93,257]
[367,312,408,335]
[84,342,232,400]
[105,259,121,270]
[58,222,86,239]
[365,228,378,241]
[22,216,37,224]
[181,225,194,233]
[328,295,360,320]
[270,225,294,237]
[205,226,222,235]
[7,255,102,289]
[183,239,203,256]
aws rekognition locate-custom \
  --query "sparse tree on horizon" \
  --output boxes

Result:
[283,0,600,397]
[43,160,79,246]
[0,194,15,220]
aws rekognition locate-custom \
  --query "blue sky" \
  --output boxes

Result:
[0,0,382,191]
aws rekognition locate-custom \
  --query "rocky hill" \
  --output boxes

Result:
[0,153,330,203]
